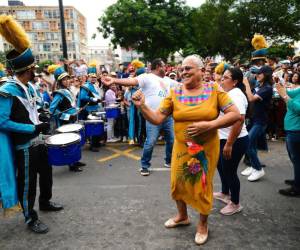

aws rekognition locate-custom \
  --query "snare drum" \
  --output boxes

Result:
[45,133,81,166]
[84,120,104,137]
[56,123,85,146]
[105,106,120,118]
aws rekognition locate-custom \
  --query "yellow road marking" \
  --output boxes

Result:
[97,146,140,162]
[97,153,120,162]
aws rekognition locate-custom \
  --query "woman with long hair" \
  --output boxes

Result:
[214,67,249,215]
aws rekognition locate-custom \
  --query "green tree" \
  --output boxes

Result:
[185,0,300,60]
[98,0,191,60]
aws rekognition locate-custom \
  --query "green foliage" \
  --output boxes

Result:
[98,0,300,61]
[0,51,6,65]
[186,0,300,60]
[37,60,53,73]
[98,0,191,60]
[268,44,295,60]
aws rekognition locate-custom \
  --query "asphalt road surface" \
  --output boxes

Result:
[1,140,299,250]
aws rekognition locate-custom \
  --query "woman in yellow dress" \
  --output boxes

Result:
[132,55,240,245]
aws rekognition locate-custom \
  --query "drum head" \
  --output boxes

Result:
[106,104,120,109]
[84,120,104,124]
[87,114,101,120]
[46,133,80,146]
[56,123,83,133]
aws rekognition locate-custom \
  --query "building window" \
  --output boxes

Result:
[32,22,49,30]
[16,10,35,19]
[43,43,51,52]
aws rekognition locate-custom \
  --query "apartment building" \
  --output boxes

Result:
[0,1,88,62]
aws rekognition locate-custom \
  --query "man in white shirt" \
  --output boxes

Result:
[102,59,176,176]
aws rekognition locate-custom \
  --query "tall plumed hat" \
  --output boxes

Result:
[214,62,230,75]
[131,59,145,69]
[0,63,5,78]
[0,63,8,83]
[54,67,69,81]
[251,34,268,62]
[131,59,145,75]
[48,64,60,74]
[88,61,97,77]
[0,15,35,72]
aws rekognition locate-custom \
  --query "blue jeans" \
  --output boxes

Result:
[245,123,267,170]
[141,117,174,169]
[286,131,300,188]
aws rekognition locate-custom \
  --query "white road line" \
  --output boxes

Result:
[150,168,171,171]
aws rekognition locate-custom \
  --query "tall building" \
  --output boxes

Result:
[0,2,88,62]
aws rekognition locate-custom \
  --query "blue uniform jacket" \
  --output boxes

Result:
[0,80,37,210]
[50,88,77,127]
[77,81,100,113]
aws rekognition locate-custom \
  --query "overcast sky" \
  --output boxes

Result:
[0,0,205,46]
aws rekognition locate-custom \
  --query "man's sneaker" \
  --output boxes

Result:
[213,192,230,204]
[241,167,253,176]
[164,163,171,168]
[140,168,150,176]
[28,219,49,234]
[279,186,300,197]
[220,201,243,215]
[248,169,265,181]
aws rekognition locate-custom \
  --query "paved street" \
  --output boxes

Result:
[1,140,300,250]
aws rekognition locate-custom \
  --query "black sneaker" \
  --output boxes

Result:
[279,186,300,197]
[73,161,86,167]
[140,168,150,176]
[69,165,83,172]
[28,219,49,234]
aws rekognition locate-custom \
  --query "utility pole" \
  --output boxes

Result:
[58,0,68,59]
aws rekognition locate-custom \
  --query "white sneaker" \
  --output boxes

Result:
[164,163,171,168]
[248,169,265,181]
[107,138,118,143]
[241,167,253,176]
[122,136,127,142]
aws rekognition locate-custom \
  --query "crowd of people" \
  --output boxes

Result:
[0,15,300,246]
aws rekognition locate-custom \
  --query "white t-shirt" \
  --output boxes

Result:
[219,88,248,140]
[137,73,177,110]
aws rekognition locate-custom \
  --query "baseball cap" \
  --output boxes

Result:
[257,65,273,75]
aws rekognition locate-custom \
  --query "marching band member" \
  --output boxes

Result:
[0,15,63,234]
[77,65,102,152]
[0,63,20,218]
[49,66,86,172]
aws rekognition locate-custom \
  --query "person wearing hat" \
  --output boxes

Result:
[0,63,8,85]
[214,62,230,85]
[50,66,86,172]
[0,62,20,218]
[77,65,103,152]
[0,15,63,233]
[241,65,273,181]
